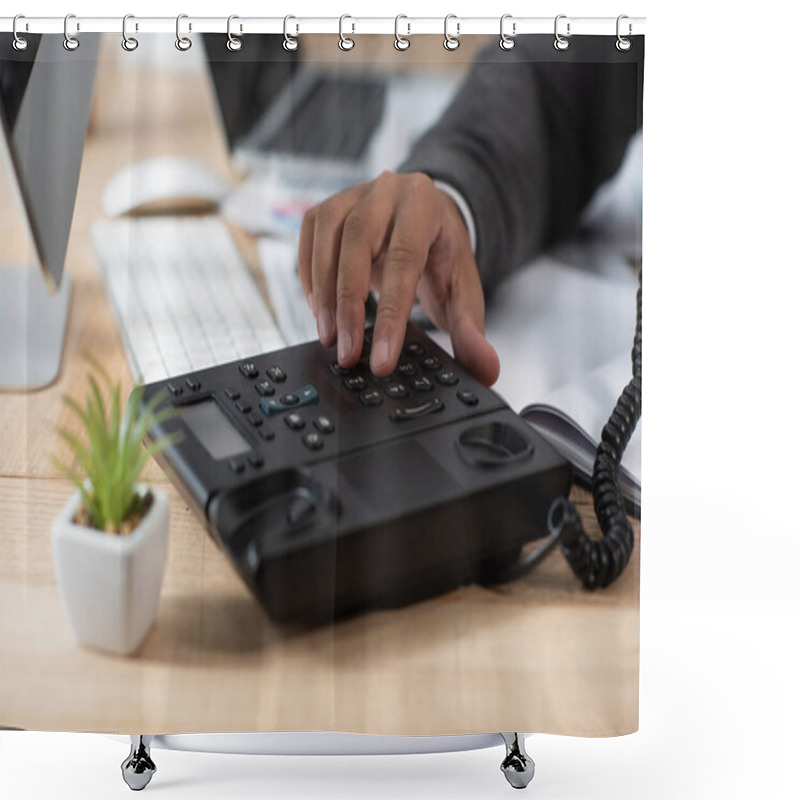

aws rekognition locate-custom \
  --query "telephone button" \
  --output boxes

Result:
[284,413,305,431]
[411,376,434,393]
[457,390,479,406]
[301,432,324,451]
[396,361,417,377]
[359,389,383,407]
[261,384,319,416]
[385,381,409,399]
[267,366,287,383]
[255,380,274,396]
[239,362,258,379]
[185,377,201,391]
[329,361,351,376]
[168,381,184,397]
[390,398,444,422]
[344,376,367,391]
[436,370,459,386]
[314,416,336,434]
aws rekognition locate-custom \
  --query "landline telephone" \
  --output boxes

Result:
[141,277,641,624]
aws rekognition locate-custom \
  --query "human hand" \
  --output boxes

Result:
[298,171,500,386]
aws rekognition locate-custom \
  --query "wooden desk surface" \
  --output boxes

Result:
[0,38,639,737]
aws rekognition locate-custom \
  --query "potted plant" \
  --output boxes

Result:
[52,362,175,656]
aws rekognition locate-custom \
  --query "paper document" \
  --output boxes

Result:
[521,353,641,508]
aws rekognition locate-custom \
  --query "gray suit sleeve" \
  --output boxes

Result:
[399,38,642,294]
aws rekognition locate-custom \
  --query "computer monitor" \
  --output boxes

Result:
[0,33,98,389]
[202,34,387,168]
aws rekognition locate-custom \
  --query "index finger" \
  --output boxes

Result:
[370,195,438,375]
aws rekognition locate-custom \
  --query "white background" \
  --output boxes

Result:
[2,1,799,798]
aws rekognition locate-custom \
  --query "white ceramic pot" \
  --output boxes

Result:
[51,486,170,656]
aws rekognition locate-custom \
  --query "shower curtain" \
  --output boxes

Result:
[0,23,643,741]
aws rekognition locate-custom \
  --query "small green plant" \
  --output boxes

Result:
[54,357,176,534]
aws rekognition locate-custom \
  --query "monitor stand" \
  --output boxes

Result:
[0,267,72,391]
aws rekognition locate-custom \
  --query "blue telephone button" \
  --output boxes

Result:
[261,384,319,416]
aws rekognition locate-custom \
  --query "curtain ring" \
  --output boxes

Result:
[227,15,242,51]
[339,14,355,51]
[443,14,460,51]
[122,14,139,52]
[394,15,410,51]
[616,15,632,51]
[499,14,516,51]
[63,13,80,51]
[554,14,570,51]
[12,15,28,51]
[283,15,299,51]
[175,14,192,51]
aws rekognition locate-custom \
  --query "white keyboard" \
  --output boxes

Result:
[92,216,286,383]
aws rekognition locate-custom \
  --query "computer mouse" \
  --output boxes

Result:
[102,155,230,217]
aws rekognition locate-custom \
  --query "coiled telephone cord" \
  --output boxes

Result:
[556,272,642,588]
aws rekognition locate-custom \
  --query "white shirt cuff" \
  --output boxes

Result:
[433,180,477,254]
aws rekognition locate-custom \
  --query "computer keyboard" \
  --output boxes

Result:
[92,216,286,383]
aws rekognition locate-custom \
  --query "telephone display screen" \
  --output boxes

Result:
[180,398,250,460]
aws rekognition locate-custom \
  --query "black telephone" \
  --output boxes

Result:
[141,279,640,624]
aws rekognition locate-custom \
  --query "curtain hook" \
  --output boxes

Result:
[122,14,139,52]
[443,14,460,51]
[554,14,570,51]
[63,13,80,51]
[339,14,355,51]
[616,15,632,51]
[499,14,516,51]
[394,14,410,51]
[12,15,28,51]
[175,14,192,51]
[227,15,242,51]
[283,15,299,51]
